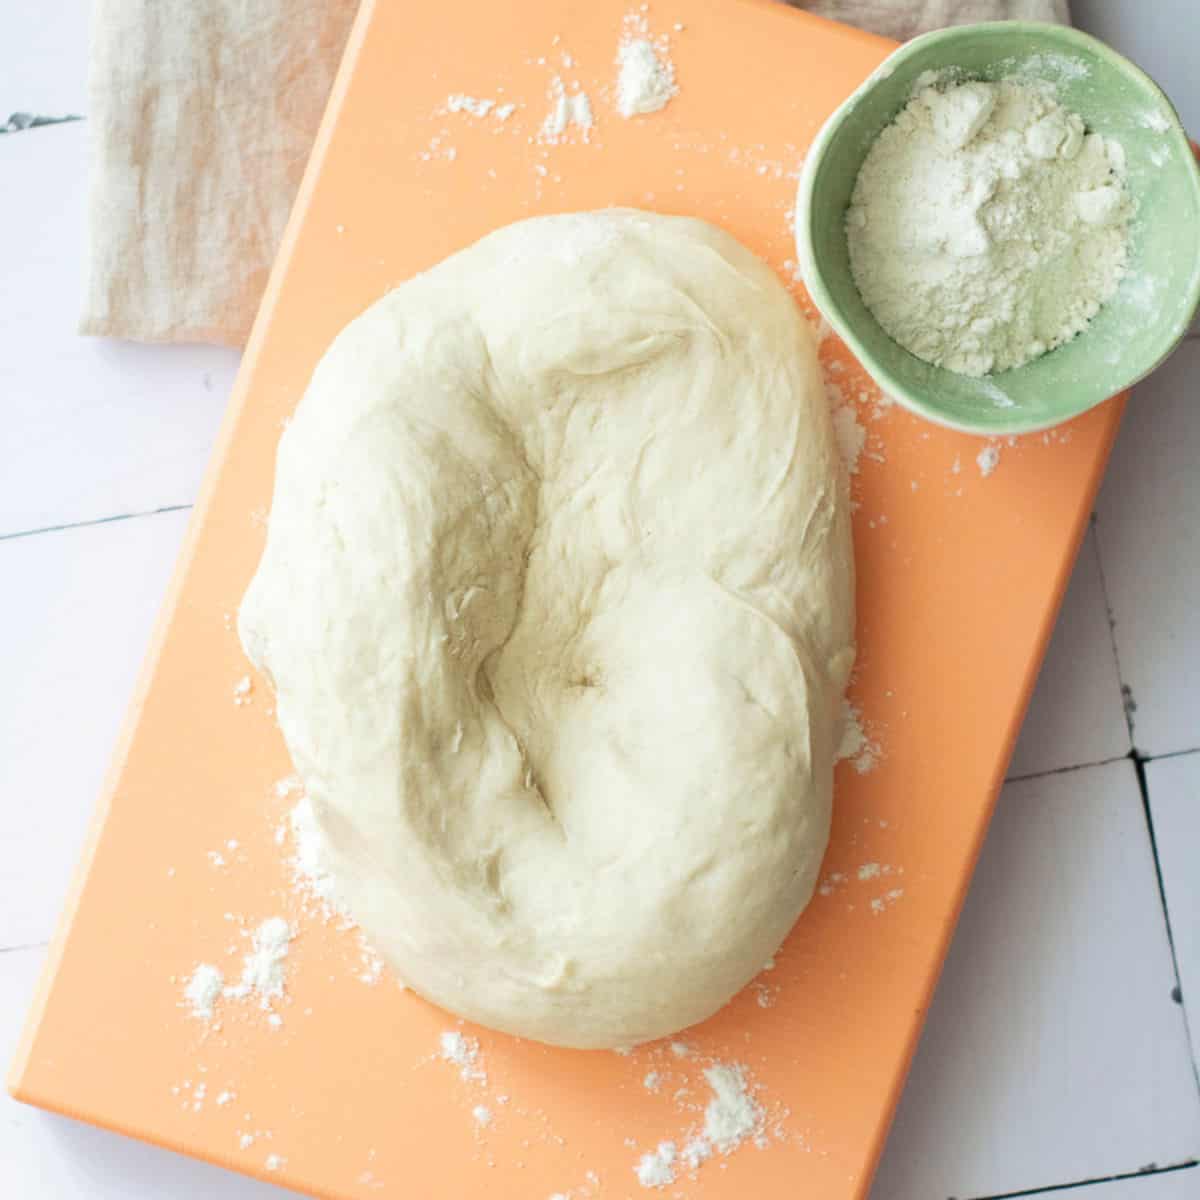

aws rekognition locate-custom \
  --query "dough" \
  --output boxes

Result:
[239,210,855,1049]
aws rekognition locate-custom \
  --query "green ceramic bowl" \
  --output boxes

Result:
[795,22,1200,435]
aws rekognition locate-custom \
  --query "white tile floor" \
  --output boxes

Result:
[871,762,1200,1200]
[1147,753,1200,1081]
[2,3,1198,1198]
[1095,342,1200,760]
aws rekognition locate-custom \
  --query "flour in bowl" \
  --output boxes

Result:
[847,76,1132,376]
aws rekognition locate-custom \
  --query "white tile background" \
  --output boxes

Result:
[2,3,1198,1198]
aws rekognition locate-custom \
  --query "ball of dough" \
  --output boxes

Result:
[239,210,855,1049]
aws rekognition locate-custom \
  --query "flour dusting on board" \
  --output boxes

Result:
[224,917,293,1005]
[178,917,292,1028]
[616,11,678,118]
[837,699,880,774]
[542,75,594,141]
[629,1058,770,1189]
[440,1030,487,1083]
[977,443,1002,477]
[282,785,396,987]
[635,1141,678,1187]
[445,94,517,121]
[617,41,677,117]
[182,964,224,1020]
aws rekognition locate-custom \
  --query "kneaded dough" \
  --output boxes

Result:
[239,210,855,1049]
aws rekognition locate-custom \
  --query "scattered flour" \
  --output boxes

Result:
[233,676,253,705]
[182,964,224,1020]
[824,377,869,478]
[274,775,302,800]
[635,1141,678,1188]
[837,700,879,774]
[819,870,847,897]
[847,76,1132,376]
[616,39,677,117]
[682,1134,713,1168]
[440,1030,487,1083]
[288,794,342,916]
[472,1104,493,1127]
[643,1070,662,1092]
[448,94,491,117]
[358,940,385,985]
[832,405,867,476]
[870,888,906,915]
[976,443,1001,477]
[701,1064,763,1153]
[542,76,593,141]
[627,1057,767,1187]
[224,917,293,1006]
[282,789,397,989]
[417,135,458,164]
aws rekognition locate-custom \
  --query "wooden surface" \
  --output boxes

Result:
[2,2,1199,1198]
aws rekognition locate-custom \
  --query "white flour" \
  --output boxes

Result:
[183,964,223,1019]
[634,1141,677,1188]
[977,443,1001,477]
[288,794,342,916]
[284,789,395,987]
[630,1058,766,1188]
[847,76,1132,376]
[700,1064,763,1152]
[224,917,293,1004]
[542,76,593,141]
[837,699,879,774]
[831,404,867,477]
[616,39,677,117]
[446,94,515,121]
[870,888,906,915]
[440,1030,487,1083]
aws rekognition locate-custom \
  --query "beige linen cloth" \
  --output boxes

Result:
[81,0,1068,347]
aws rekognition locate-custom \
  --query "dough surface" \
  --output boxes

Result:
[240,210,855,1048]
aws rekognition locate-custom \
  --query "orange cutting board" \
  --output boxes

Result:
[9,2,1124,1198]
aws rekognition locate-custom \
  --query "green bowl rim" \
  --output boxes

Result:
[795,20,1200,436]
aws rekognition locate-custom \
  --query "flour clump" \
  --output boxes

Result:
[239,210,855,1048]
[847,77,1132,375]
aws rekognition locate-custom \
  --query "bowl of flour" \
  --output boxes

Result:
[795,22,1200,435]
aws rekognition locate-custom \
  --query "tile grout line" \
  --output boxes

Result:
[1144,744,1200,763]
[1130,748,1200,1099]
[0,112,83,135]
[1075,523,1200,1093]
[1004,749,1200,787]
[0,940,50,957]
[0,503,193,544]
[1005,753,1129,785]
[1087,517,1138,748]
[970,1159,1199,1200]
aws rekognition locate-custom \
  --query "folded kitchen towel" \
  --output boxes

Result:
[81,0,1068,348]
[793,0,1067,42]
